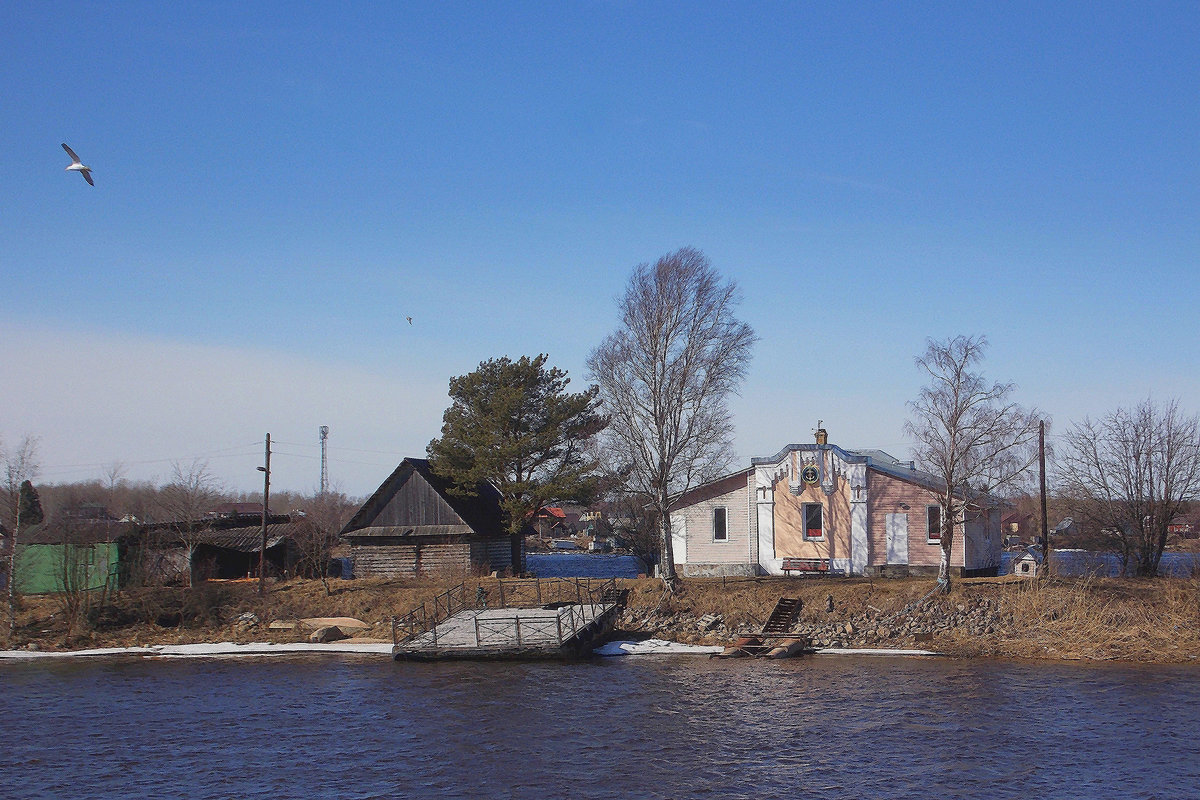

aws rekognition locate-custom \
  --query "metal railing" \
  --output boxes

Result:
[391,577,619,647]
[391,582,469,646]
[469,602,607,649]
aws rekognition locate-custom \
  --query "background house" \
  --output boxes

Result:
[669,432,1004,578]
[341,458,521,577]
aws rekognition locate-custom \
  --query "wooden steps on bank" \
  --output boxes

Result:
[715,597,808,659]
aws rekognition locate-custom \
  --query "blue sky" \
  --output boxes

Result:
[3,2,1197,496]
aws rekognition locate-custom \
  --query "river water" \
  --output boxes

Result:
[2,653,1198,799]
[528,551,1200,580]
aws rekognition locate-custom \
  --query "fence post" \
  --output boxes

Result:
[515,616,522,648]
[557,614,563,644]
[474,616,481,646]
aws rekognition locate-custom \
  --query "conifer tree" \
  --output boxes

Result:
[428,354,606,572]
[17,481,43,530]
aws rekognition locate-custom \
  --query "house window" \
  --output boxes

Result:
[927,505,942,543]
[803,503,824,541]
[712,507,728,541]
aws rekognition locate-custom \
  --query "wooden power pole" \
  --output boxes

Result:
[1039,420,1050,577]
[258,433,271,595]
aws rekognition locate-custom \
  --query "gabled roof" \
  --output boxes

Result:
[751,442,1005,507]
[670,467,753,510]
[341,457,509,539]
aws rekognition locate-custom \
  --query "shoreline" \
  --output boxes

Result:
[0,638,945,662]
[5,574,1199,665]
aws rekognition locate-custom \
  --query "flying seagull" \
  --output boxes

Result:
[61,143,93,186]
[406,316,413,325]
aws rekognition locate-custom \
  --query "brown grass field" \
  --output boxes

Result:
[6,574,1199,663]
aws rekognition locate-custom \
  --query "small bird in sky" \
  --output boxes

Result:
[61,143,93,186]
[406,316,413,325]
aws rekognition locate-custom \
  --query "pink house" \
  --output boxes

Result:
[669,433,1003,578]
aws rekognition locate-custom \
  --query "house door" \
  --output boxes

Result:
[886,513,909,565]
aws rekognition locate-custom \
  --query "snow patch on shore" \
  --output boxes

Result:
[0,641,394,660]
[594,639,724,657]
[813,647,939,657]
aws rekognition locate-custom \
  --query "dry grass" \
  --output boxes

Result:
[947,577,1200,662]
[7,573,1199,663]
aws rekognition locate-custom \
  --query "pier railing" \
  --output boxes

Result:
[391,582,469,645]
[492,577,616,609]
[471,602,607,649]
[391,577,619,647]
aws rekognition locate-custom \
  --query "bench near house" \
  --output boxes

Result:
[669,428,1004,579]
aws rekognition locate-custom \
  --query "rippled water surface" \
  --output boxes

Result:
[527,552,644,578]
[2,654,1198,799]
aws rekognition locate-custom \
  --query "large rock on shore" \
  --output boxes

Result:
[309,626,349,643]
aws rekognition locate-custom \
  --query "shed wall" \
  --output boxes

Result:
[350,539,472,577]
[12,543,120,594]
[350,536,519,577]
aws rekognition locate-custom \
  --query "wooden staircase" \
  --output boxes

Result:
[760,597,802,637]
[713,598,808,659]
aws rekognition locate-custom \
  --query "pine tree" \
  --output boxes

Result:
[17,480,43,530]
[428,354,606,572]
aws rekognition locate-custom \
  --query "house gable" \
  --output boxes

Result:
[342,458,507,539]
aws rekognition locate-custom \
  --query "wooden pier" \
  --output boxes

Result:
[391,578,626,661]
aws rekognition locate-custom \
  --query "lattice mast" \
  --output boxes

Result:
[319,425,329,495]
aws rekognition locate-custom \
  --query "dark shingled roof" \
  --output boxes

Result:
[18,521,140,545]
[341,457,511,539]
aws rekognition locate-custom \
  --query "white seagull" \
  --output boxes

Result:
[62,143,93,186]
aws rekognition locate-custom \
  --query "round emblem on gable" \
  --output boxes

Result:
[801,464,820,485]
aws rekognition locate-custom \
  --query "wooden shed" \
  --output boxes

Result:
[11,520,136,595]
[342,458,521,577]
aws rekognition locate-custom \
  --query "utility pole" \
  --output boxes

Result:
[319,425,329,495]
[257,433,271,595]
[1039,420,1050,577]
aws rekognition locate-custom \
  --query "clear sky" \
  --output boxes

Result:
[3,2,1197,497]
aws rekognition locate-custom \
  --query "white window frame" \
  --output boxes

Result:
[802,502,824,542]
[926,504,943,544]
[712,506,728,542]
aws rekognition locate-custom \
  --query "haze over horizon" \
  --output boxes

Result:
[3,3,1197,496]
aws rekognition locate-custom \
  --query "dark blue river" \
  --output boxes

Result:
[2,653,1197,799]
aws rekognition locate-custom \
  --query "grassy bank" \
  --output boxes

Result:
[5,574,1199,663]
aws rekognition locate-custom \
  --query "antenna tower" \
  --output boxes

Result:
[319,425,330,494]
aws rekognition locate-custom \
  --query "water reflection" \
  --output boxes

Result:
[3,655,1198,799]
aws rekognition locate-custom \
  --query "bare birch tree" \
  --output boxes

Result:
[905,335,1040,592]
[294,489,355,595]
[157,460,222,588]
[3,435,40,638]
[587,247,756,588]
[1056,399,1200,577]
